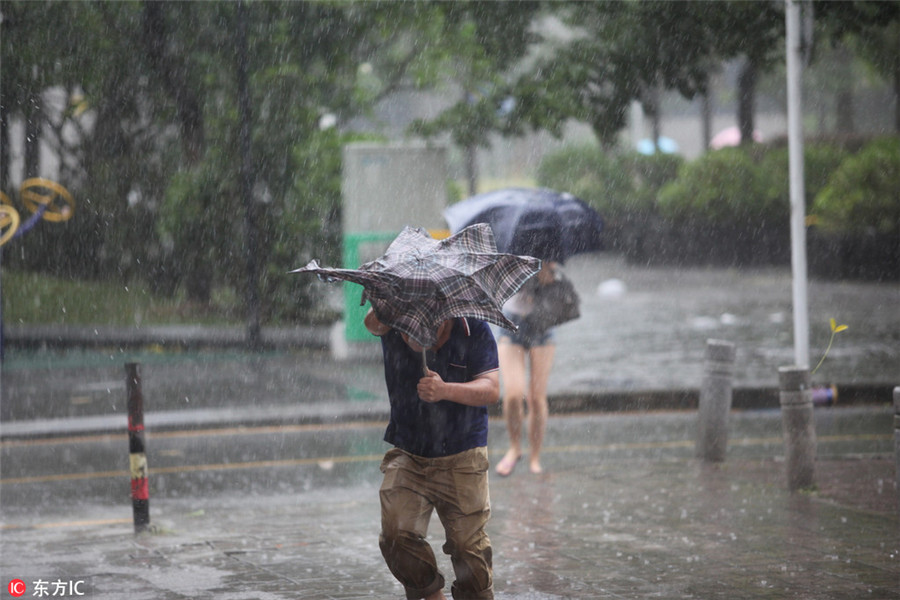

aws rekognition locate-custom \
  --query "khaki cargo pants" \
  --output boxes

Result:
[379,446,493,600]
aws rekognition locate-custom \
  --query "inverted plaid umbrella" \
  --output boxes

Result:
[291,223,540,350]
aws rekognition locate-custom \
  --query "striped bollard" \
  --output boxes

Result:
[126,363,150,533]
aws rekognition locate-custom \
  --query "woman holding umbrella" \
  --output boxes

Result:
[494,252,559,476]
[444,188,604,477]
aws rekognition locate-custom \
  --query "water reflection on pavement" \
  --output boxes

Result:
[0,408,895,599]
[3,254,898,425]
[554,253,899,394]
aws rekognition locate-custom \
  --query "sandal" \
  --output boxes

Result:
[495,452,522,477]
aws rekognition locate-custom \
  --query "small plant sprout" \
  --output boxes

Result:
[811,318,849,375]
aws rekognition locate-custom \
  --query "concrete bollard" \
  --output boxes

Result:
[696,339,737,462]
[126,363,150,533]
[778,366,817,491]
[894,386,900,516]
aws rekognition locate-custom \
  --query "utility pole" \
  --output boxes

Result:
[785,0,809,368]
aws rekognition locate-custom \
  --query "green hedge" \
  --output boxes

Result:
[759,143,849,219]
[658,148,776,224]
[535,137,898,278]
[812,137,900,235]
[536,144,683,221]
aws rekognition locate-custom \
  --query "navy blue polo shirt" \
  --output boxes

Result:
[379,318,498,458]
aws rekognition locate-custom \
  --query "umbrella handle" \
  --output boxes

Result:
[422,350,429,377]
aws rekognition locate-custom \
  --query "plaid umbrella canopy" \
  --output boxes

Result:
[291,223,541,349]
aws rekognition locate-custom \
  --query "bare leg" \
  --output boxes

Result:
[424,591,446,600]
[496,341,526,476]
[526,344,555,474]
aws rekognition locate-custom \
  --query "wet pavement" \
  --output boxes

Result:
[5,253,900,407]
[2,253,900,598]
[1,408,898,599]
[3,253,899,435]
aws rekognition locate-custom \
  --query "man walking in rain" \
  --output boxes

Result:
[293,223,538,598]
[364,308,499,600]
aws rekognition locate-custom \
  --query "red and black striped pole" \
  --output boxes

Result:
[126,362,150,533]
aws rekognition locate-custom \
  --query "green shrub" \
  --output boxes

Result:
[617,152,684,216]
[536,144,681,221]
[537,144,631,219]
[812,137,900,234]
[759,143,849,213]
[658,148,775,224]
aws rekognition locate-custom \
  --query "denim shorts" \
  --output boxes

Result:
[496,312,555,350]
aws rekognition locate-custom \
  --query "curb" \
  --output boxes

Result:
[546,383,897,413]
[2,384,893,442]
[4,324,331,351]
[0,403,393,441]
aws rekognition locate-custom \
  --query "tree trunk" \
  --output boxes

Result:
[640,81,661,152]
[142,1,205,166]
[24,92,41,178]
[465,144,478,197]
[835,89,855,134]
[649,85,661,151]
[237,0,261,349]
[142,1,211,303]
[0,100,9,193]
[701,90,712,151]
[737,58,756,145]
[834,46,855,134]
[895,63,900,134]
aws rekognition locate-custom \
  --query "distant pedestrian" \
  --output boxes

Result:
[494,261,560,476]
[365,308,499,600]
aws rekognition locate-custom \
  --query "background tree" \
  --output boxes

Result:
[443,1,780,150]
[1,1,465,320]
[814,0,900,133]
[517,1,718,148]
[706,1,784,145]
[4,0,898,324]
[408,1,540,194]
[424,1,898,152]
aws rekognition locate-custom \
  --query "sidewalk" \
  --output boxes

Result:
[1,409,897,600]
[2,324,899,598]
[2,324,897,441]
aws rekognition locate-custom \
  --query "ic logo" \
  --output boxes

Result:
[8,579,26,597]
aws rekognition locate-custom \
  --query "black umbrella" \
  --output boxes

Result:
[443,187,604,263]
[291,223,540,349]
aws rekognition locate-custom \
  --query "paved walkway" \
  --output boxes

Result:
[2,308,899,598]
[1,407,898,599]
[2,325,897,439]
[2,451,898,599]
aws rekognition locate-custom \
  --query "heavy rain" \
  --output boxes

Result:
[1,2,898,599]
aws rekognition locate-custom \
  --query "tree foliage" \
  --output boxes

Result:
[814,0,900,132]
[508,1,720,147]
[3,0,528,320]
[3,0,899,323]
[408,1,541,149]
[812,137,900,234]
[422,0,899,149]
